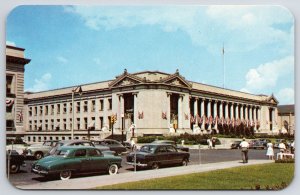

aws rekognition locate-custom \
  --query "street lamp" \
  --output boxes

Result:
[71,86,82,140]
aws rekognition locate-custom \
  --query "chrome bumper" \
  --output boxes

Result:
[32,168,48,175]
[126,162,148,167]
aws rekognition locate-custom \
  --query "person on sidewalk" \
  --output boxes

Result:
[212,137,216,149]
[239,138,249,163]
[207,138,212,149]
[130,138,136,151]
[278,140,286,153]
[266,140,274,160]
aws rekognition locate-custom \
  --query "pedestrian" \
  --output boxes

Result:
[207,138,212,149]
[278,140,286,153]
[239,138,249,163]
[291,140,295,154]
[212,137,216,149]
[266,140,274,160]
[130,138,136,151]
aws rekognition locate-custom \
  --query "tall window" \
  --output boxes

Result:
[63,103,67,114]
[91,100,95,112]
[77,118,80,130]
[76,102,80,113]
[99,100,104,111]
[57,104,61,114]
[6,75,14,95]
[39,106,43,116]
[84,101,88,112]
[108,99,112,110]
[84,117,88,129]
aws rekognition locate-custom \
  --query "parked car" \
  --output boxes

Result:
[151,140,189,152]
[24,140,59,160]
[121,141,132,149]
[48,140,114,156]
[249,140,266,149]
[6,150,26,173]
[92,139,127,155]
[31,146,122,180]
[230,141,241,149]
[126,143,190,169]
[258,138,271,147]
[6,141,30,155]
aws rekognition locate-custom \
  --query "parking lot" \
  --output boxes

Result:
[7,148,275,187]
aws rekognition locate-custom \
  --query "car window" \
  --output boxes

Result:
[44,141,52,146]
[88,149,102,157]
[140,145,156,153]
[157,146,167,153]
[166,145,176,152]
[56,149,70,157]
[74,149,86,157]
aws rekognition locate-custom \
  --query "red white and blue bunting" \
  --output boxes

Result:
[6,99,14,107]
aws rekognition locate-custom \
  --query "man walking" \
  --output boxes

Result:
[240,138,249,163]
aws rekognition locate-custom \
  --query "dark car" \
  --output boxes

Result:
[151,140,189,152]
[121,141,132,149]
[258,139,271,147]
[126,143,190,169]
[6,150,26,173]
[32,146,122,180]
[48,140,113,156]
[249,140,266,149]
[230,141,241,149]
[92,139,127,155]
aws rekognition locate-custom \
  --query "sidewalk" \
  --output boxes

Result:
[18,160,272,190]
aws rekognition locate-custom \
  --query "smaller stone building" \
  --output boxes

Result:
[277,105,295,135]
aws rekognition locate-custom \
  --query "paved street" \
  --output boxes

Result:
[8,148,277,187]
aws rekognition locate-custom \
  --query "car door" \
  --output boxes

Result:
[166,145,181,164]
[73,148,93,172]
[87,148,108,172]
[155,146,168,165]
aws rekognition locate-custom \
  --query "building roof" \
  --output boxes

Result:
[24,69,273,103]
[278,105,294,114]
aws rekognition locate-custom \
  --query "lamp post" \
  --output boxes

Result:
[71,86,82,140]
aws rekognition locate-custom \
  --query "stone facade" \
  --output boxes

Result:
[6,45,31,139]
[22,69,280,143]
[277,105,295,135]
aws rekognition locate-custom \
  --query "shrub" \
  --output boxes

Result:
[275,159,295,163]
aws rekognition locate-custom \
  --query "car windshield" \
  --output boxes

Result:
[54,149,70,157]
[140,145,157,153]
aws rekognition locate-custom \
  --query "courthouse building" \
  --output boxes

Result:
[6,45,281,143]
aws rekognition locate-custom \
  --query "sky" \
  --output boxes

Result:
[6,5,294,105]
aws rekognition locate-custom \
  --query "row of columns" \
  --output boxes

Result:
[191,97,263,131]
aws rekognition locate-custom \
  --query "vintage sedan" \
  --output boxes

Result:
[32,146,122,180]
[6,150,26,173]
[24,140,58,160]
[126,143,190,169]
[151,140,189,152]
[230,141,242,149]
[92,139,127,155]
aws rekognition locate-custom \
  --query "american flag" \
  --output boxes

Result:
[162,112,167,119]
[190,114,195,123]
[138,111,144,119]
[209,116,213,124]
[17,111,23,122]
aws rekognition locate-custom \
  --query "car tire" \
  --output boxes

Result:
[60,170,72,180]
[10,163,20,174]
[108,164,118,175]
[34,152,44,160]
[151,162,159,170]
[181,159,188,166]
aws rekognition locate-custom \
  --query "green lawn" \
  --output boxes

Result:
[97,163,294,190]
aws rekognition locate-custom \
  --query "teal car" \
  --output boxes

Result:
[31,146,122,180]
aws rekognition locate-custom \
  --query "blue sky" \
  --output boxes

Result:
[6,5,294,105]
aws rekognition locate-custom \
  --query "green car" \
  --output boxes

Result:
[31,146,122,180]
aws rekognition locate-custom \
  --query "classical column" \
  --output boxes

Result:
[213,100,218,130]
[167,92,171,126]
[219,101,223,119]
[241,104,244,120]
[258,106,261,131]
[245,105,248,126]
[224,102,229,119]
[207,99,212,130]
[274,107,278,131]
[253,106,257,131]
[201,98,205,130]
[235,103,239,119]
[272,107,276,131]
[178,94,184,129]
[194,97,199,125]
[133,92,138,127]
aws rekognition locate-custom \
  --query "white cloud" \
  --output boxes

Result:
[243,56,294,92]
[64,6,293,53]
[6,41,16,46]
[57,56,68,63]
[276,88,294,105]
[26,73,52,92]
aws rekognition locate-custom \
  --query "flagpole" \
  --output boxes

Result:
[222,43,225,89]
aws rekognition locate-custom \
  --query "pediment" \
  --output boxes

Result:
[109,75,143,88]
[162,75,192,89]
[266,94,279,104]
